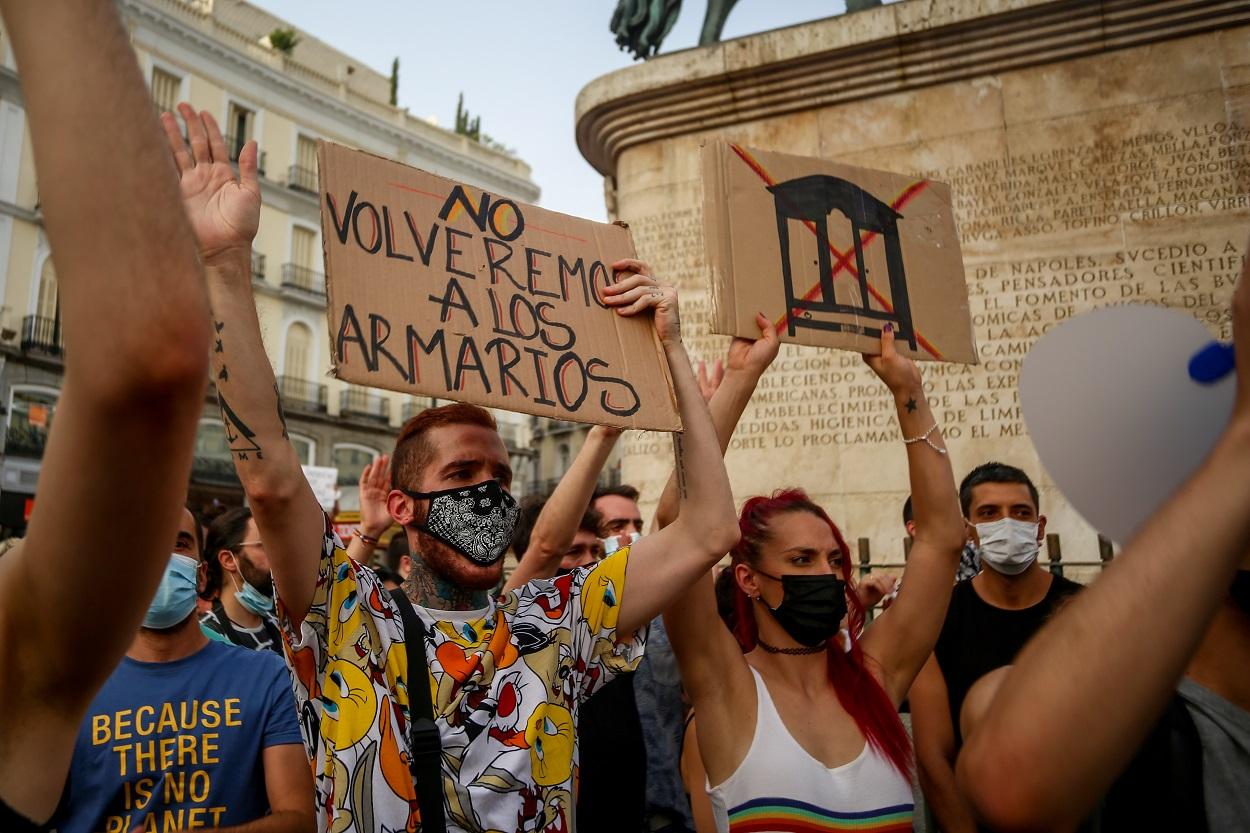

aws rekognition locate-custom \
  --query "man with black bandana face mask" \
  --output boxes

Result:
[173,100,741,833]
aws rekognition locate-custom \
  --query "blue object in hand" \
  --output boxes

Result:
[1189,341,1236,384]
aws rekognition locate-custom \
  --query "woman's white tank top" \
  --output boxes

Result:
[707,666,914,833]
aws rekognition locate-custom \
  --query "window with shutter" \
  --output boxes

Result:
[150,67,181,115]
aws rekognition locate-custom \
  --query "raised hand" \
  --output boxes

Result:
[160,103,260,263]
[726,312,780,378]
[863,324,923,400]
[697,359,725,402]
[358,454,393,540]
[854,572,898,611]
[606,258,682,346]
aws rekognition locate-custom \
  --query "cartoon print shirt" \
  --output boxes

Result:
[277,525,646,833]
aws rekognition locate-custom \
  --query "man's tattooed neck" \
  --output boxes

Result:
[402,552,489,611]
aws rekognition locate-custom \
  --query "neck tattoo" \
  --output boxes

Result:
[401,553,489,612]
[757,637,825,655]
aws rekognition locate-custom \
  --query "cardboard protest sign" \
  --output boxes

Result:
[301,465,340,512]
[702,141,977,363]
[318,142,680,430]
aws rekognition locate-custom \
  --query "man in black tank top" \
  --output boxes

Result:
[910,462,1081,833]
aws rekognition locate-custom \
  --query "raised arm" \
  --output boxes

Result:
[503,425,622,592]
[600,259,741,637]
[654,313,779,531]
[957,270,1250,832]
[858,327,965,704]
[911,655,979,833]
[348,454,392,566]
[162,106,325,622]
[0,1,210,820]
[656,315,777,786]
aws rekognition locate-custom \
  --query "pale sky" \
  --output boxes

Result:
[251,0,860,221]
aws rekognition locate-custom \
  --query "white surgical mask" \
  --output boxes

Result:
[975,518,1040,576]
[602,531,641,557]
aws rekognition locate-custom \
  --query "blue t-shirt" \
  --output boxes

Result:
[58,640,303,833]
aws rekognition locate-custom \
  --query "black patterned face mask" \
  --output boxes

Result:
[403,479,519,566]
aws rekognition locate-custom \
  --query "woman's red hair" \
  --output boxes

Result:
[731,488,912,778]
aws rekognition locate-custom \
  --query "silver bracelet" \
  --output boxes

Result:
[902,421,948,455]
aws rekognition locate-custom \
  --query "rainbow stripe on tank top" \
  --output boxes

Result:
[727,797,914,832]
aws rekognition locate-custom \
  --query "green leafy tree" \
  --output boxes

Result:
[454,92,481,142]
[268,27,300,55]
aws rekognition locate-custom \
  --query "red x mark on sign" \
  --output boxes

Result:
[728,144,943,360]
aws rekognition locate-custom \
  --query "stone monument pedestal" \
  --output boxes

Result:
[576,0,1250,577]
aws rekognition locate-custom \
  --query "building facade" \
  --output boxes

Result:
[527,417,624,499]
[0,0,538,531]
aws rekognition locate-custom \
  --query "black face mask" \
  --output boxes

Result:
[403,479,518,566]
[1230,570,1250,617]
[756,570,847,647]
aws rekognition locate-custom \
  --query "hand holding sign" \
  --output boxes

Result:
[604,259,681,344]
[727,313,781,378]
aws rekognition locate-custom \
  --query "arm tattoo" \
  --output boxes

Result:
[218,392,262,460]
[906,397,917,413]
[273,382,289,439]
[673,433,689,500]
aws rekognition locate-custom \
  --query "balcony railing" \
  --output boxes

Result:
[251,251,266,281]
[287,164,317,194]
[4,425,48,459]
[340,388,390,422]
[21,315,64,356]
[597,466,623,489]
[224,133,267,178]
[277,375,328,412]
[401,398,433,422]
[191,455,241,486]
[282,263,326,297]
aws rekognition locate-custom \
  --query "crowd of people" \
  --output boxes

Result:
[0,4,1247,833]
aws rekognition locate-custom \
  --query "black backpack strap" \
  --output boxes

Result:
[389,588,446,833]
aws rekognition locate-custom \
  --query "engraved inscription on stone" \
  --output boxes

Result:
[612,53,1250,572]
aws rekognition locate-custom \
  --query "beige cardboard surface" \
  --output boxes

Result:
[318,142,680,430]
[703,141,977,363]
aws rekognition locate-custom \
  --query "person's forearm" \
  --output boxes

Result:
[506,427,620,590]
[895,388,963,549]
[346,534,375,567]
[665,341,739,549]
[213,810,315,833]
[1,0,209,701]
[918,764,978,833]
[207,251,325,619]
[655,367,759,530]
[0,2,210,391]
[959,418,1250,830]
[207,253,306,498]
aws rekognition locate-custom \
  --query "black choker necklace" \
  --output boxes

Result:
[757,637,824,655]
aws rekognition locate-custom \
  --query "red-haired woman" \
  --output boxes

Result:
[656,318,966,832]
